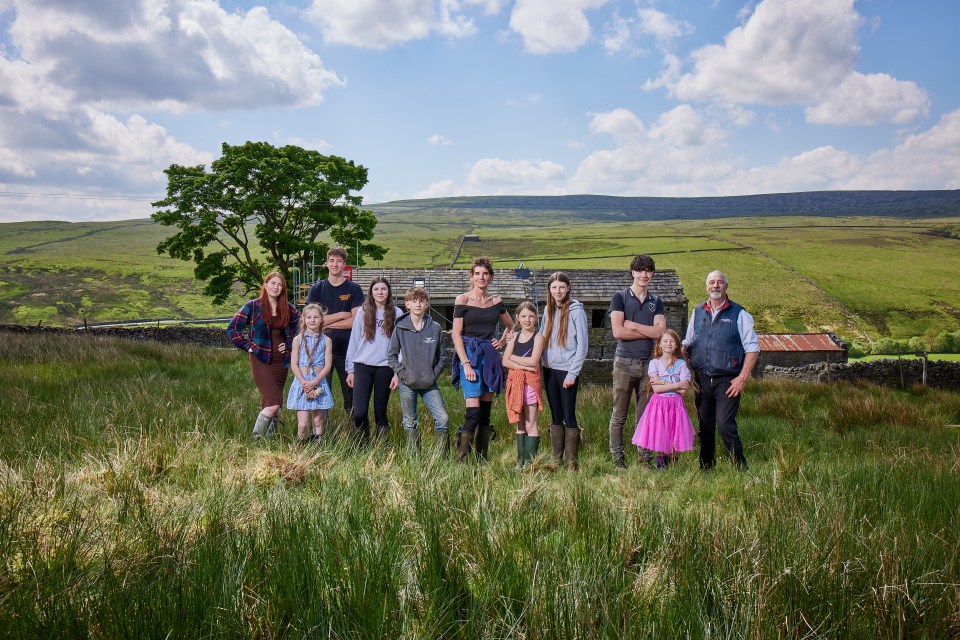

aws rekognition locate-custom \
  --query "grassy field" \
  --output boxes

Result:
[1,204,959,341]
[1,332,959,637]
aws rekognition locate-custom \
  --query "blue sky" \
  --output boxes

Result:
[0,0,958,221]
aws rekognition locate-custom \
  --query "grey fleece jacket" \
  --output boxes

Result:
[540,299,589,383]
[386,312,446,389]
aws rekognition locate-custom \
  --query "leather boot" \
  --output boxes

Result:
[456,430,475,463]
[475,422,492,462]
[459,406,481,463]
[550,425,565,466]
[525,435,540,465]
[376,424,391,441]
[564,428,581,471]
[352,417,370,448]
[516,433,526,467]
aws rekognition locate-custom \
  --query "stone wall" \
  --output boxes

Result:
[0,323,232,348]
[763,359,960,390]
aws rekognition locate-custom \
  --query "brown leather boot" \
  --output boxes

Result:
[550,425,564,466]
[456,430,475,463]
[564,428,581,471]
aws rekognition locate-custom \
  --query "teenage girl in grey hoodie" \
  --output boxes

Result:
[540,272,589,469]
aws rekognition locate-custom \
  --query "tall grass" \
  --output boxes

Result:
[1,333,958,637]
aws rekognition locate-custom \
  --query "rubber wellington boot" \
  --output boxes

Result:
[252,412,272,437]
[516,433,527,467]
[525,435,540,465]
[564,428,581,471]
[406,428,421,453]
[550,425,565,466]
[435,431,450,459]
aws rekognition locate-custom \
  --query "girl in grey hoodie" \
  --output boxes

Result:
[540,272,589,469]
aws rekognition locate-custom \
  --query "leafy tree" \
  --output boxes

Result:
[152,141,386,304]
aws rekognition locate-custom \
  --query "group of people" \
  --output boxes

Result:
[227,249,759,471]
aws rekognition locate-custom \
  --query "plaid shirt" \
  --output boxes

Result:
[227,299,301,366]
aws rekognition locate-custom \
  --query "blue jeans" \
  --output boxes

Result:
[398,383,449,433]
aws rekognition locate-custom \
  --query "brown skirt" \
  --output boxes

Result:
[250,328,288,408]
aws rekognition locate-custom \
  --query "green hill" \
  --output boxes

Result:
[1,190,959,340]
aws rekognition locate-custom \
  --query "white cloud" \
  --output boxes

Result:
[7,0,342,112]
[0,0,336,221]
[805,72,930,125]
[841,109,960,190]
[414,179,461,199]
[636,8,692,48]
[509,0,607,54]
[412,105,960,201]
[307,0,503,48]
[602,13,634,54]
[466,158,565,188]
[428,134,453,146]
[719,146,861,195]
[571,105,732,195]
[670,0,861,104]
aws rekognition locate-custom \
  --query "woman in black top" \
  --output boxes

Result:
[451,256,514,462]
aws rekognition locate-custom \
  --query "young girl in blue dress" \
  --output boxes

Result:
[632,329,695,468]
[287,303,334,443]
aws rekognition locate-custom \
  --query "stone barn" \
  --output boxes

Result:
[755,333,847,375]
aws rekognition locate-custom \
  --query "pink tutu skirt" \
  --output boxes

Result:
[631,393,695,454]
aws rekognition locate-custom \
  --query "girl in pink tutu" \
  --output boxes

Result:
[632,329,696,469]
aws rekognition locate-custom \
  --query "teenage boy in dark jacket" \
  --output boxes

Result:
[387,287,449,455]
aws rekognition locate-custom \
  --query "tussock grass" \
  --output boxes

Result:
[1,332,959,637]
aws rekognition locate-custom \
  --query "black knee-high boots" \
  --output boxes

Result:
[475,400,493,461]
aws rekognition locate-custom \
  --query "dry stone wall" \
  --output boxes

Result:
[763,359,960,390]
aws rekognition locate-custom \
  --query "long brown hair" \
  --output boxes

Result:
[258,271,290,327]
[543,271,571,349]
[362,277,396,341]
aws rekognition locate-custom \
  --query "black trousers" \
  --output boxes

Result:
[543,367,579,429]
[326,351,353,416]
[695,372,747,469]
[353,362,394,430]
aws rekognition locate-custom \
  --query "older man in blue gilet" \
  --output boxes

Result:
[683,270,759,470]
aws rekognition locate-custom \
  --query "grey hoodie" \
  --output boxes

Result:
[540,299,589,383]
[387,312,446,389]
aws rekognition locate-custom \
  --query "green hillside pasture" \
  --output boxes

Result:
[2,213,959,341]
[0,220,243,324]
[721,221,960,337]
[1,332,958,637]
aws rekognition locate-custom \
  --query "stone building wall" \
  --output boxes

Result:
[755,350,846,373]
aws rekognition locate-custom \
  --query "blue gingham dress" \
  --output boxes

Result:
[286,333,334,410]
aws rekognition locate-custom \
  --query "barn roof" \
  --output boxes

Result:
[345,268,687,305]
[758,334,843,352]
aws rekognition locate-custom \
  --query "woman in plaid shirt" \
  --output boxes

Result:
[228,271,301,437]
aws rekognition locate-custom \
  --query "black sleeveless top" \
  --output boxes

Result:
[514,333,534,358]
[454,302,507,339]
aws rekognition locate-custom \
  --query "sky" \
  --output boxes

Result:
[0,0,959,222]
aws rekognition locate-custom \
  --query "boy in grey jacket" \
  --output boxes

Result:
[387,287,449,455]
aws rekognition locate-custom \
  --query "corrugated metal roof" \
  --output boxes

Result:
[758,334,843,352]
